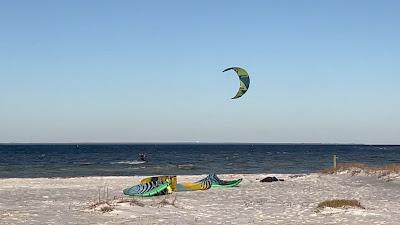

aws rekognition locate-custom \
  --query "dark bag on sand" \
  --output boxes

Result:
[260,176,284,182]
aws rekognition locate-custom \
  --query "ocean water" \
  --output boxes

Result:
[0,144,399,178]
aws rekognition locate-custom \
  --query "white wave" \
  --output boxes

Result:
[110,160,146,165]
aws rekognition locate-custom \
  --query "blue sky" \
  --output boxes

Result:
[1,0,399,144]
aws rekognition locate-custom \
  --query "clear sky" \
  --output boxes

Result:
[1,0,399,144]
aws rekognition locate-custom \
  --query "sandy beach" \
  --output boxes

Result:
[1,172,400,225]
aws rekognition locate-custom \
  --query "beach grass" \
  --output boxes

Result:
[321,163,400,175]
[116,198,145,207]
[317,199,365,209]
[89,200,115,213]
[154,194,178,208]
[99,204,114,213]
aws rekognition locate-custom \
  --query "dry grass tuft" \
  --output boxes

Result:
[116,198,145,207]
[379,164,400,173]
[99,204,114,213]
[89,201,115,213]
[317,199,365,209]
[153,195,178,208]
[89,201,107,209]
[89,197,146,213]
[321,163,367,174]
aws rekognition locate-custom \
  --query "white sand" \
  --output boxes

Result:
[1,173,400,225]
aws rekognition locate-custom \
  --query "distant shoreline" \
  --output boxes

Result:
[1,142,399,146]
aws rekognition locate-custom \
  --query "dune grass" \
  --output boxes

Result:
[317,199,365,209]
[99,204,114,213]
[152,194,178,208]
[116,197,145,207]
[321,163,400,175]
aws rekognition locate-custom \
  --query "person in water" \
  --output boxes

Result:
[138,153,147,161]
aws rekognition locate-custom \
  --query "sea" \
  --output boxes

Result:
[0,144,399,178]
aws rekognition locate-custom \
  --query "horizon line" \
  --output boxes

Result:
[0,142,398,146]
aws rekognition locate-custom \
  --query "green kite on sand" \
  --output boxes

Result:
[197,173,242,188]
[140,175,212,192]
[123,174,242,197]
[122,181,171,197]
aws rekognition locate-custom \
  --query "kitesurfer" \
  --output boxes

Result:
[138,153,147,162]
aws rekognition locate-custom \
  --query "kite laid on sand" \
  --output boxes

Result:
[122,181,170,197]
[123,174,242,197]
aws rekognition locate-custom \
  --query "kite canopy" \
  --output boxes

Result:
[222,67,250,99]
